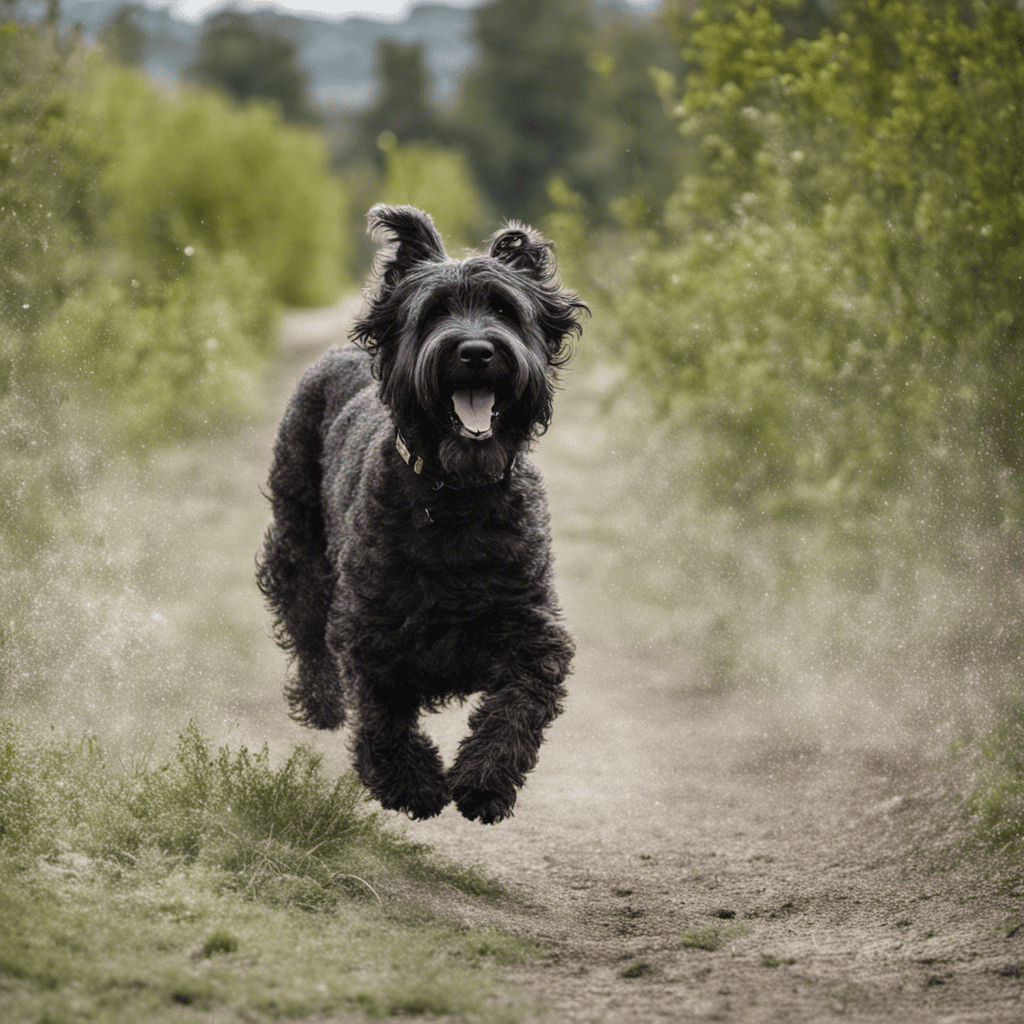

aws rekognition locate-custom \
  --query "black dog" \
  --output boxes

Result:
[257,205,586,823]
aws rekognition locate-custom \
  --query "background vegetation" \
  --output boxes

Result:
[0,19,346,687]
[594,0,1024,855]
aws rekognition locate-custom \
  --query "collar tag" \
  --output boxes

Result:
[395,433,424,474]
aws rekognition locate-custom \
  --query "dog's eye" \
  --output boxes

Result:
[490,297,519,325]
[421,300,449,327]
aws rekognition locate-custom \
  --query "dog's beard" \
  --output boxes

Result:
[436,433,515,484]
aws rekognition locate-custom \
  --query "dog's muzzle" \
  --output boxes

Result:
[414,323,544,443]
[451,339,496,439]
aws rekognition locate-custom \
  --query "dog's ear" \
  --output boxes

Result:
[488,225,555,281]
[489,224,588,368]
[352,206,446,361]
[368,205,446,289]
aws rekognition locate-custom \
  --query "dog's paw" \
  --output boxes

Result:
[285,669,345,731]
[451,783,516,825]
[378,779,451,821]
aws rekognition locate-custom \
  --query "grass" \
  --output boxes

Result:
[963,699,1024,855]
[761,953,797,968]
[679,923,744,952]
[680,926,724,951]
[620,961,655,978]
[0,720,535,1023]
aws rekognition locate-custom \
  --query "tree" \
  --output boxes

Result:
[356,40,447,159]
[99,3,147,66]
[580,13,688,223]
[453,0,597,223]
[187,11,311,122]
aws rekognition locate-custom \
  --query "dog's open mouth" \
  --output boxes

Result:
[452,389,496,440]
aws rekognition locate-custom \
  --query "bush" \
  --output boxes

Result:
[1,24,348,454]
[616,0,1024,526]
[965,701,1024,853]
[376,136,491,250]
[75,64,347,308]
[37,246,276,439]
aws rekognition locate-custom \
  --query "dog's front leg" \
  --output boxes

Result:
[448,646,570,824]
[351,680,451,820]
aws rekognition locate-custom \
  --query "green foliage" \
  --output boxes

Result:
[0,27,101,567]
[0,24,85,348]
[0,24,346,419]
[377,137,491,251]
[38,247,276,439]
[75,62,346,309]
[966,701,1024,853]
[455,0,598,223]
[680,924,737,950]
[201,929,240,956]
[616,0,1024,524]
[114,725,372,874]
[577,12,688,224]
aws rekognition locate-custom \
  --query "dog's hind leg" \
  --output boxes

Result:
[351,680,451,820]
[256,372,345,730]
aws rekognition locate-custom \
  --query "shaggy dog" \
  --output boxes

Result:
[257,205,586,823]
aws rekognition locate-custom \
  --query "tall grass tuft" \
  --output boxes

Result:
[0,721,499,909]
[964,701,1024,854]
[0,722,530,1022]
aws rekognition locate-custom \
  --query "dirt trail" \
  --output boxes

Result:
[278,305,1024,1024]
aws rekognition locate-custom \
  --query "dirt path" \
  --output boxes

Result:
[278,305,1024,1024]
[417,676,1024,1022]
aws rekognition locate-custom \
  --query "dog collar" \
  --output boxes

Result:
[395,431,425,475]
[394,431,510,490]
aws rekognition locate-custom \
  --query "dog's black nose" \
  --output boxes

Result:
[458,339,494,371]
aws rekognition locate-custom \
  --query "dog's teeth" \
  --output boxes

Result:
[452,389,495,438]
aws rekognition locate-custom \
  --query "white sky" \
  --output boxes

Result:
[153,0,654,23]
[155,0,487,22]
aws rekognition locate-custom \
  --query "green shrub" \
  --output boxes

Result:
[74,64,348,308]
[38,246,276,438]
[616,0,1024,526]
[0,24,348,454]
[966,702,1024,853]
[376,136,492,250]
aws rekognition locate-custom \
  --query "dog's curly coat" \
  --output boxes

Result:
[257,205,586,823]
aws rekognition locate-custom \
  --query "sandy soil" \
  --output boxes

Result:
[414,674,1024,1023]
[277,304,1024,1024]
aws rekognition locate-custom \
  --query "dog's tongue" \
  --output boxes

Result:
[452,389,495,437]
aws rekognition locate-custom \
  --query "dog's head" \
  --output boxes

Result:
[351,205,587,486]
